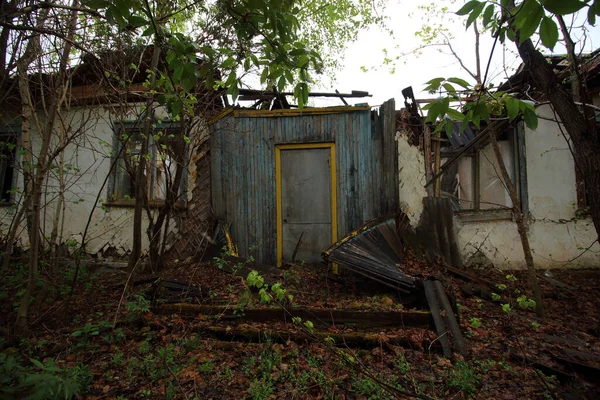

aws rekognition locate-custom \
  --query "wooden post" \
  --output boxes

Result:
[423,125,433,197]
[433,130,441,197]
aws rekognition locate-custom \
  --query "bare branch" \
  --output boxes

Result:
[0,20,99,60]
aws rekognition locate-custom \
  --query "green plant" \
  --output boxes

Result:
[248,377,274,400]
[470,317,482,329]
[242,356,257,376]
[447,361,480,397]
[199,360,214,374]
[72,322,100,337]
[246,270,265,289]
[223,366,233,381]
[351,375,388,399]
[127,294,151,322]
[0,353,92,400]
[111,351,124,366]
[180,334,201,353]
[517,295,536,310]
[394,353,410,375]
[103,328,126,344]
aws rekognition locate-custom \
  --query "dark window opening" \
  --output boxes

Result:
[0,133,17,203]
[109,123,187,205]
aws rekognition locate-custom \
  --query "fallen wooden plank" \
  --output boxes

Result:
[169,325,428,350]
[424,280,451,358]
[444,265,497,288]
[153,303,434,329]
[433,280,466,355]
[507,346,575,383]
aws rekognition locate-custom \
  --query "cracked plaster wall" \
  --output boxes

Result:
[457,104,600,269]
[396,132,427,226]
[0,105,201,260]
[397,104,600,269]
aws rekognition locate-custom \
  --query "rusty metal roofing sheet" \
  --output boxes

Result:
[322,213,416,293]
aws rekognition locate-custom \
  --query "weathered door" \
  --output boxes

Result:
[276,144,336,265]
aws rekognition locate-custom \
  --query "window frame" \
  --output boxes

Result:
[442,122,527,222]
[105,121,189,208]
[0,126,20,206]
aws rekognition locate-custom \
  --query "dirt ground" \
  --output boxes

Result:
[0,253,599,399]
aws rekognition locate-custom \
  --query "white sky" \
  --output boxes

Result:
[307,0,600,108]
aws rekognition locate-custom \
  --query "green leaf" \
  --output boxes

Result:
[514,0,538,29]
[447,77,471,89]
[444,118,454,137]
[592,0,600,15]
[541,0,587,15]
[439,96,450,117]
[260,67,269,84]
[466,2,486,29]
[82,0,110,9]
[505,97,519,120]
[519,1,545,43]
[447,108,465,121]
[284,70,294,84]
[182,77,195,92]
[425,101,441,123]
[456,0,482,16]
[127,15,147,28]
[523,107,539,130]
[277,76,286,92]
[141,25,154,37]
[483,4,495,27]
[588,6,597,25]
[443,83,456,95]
[540,16,559,50]
[425,77,446,86]
[222,57,236,69]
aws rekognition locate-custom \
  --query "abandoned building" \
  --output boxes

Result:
[1,48,599,270]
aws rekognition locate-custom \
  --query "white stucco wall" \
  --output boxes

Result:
[398,104,600,269]
[396,132,427,226]
[0,104,197,258]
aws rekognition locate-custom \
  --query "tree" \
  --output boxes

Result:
[1,0,388,334]
[436,0,600,238]
[422,0,600,317]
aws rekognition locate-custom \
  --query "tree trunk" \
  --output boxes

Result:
[15,1,79,336]
[14,18,43,336]
[515,38,600,243]
[488,128,544,318]
[148,125,186,270]
[128,43,161,270]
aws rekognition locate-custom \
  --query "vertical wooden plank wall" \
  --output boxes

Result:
[211,102,399,264]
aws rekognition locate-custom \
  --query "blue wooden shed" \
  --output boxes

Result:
[210,99,398,266]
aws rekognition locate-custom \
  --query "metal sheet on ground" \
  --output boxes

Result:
[322,213,415,292]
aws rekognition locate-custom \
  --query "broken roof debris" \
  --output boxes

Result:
[322,213,415,293]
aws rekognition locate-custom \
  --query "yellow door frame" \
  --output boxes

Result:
[275,143,337,267]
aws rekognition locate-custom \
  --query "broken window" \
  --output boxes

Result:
[0,129,17,204]
[441,124,522,211]
[109,123,187,204]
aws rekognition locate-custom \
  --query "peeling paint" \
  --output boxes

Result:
[396,131,427,226]
[397,103,600,270]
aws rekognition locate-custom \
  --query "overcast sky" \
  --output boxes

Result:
[308,0,600,108]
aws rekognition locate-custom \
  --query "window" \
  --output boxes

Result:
[108,122,187,205]
[441,124,523,212]
[0,129,17,204]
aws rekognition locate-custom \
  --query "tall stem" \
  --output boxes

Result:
[488,128,544,318]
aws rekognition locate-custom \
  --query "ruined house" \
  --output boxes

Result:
[2,46,600,271]
[397,51,600,269]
